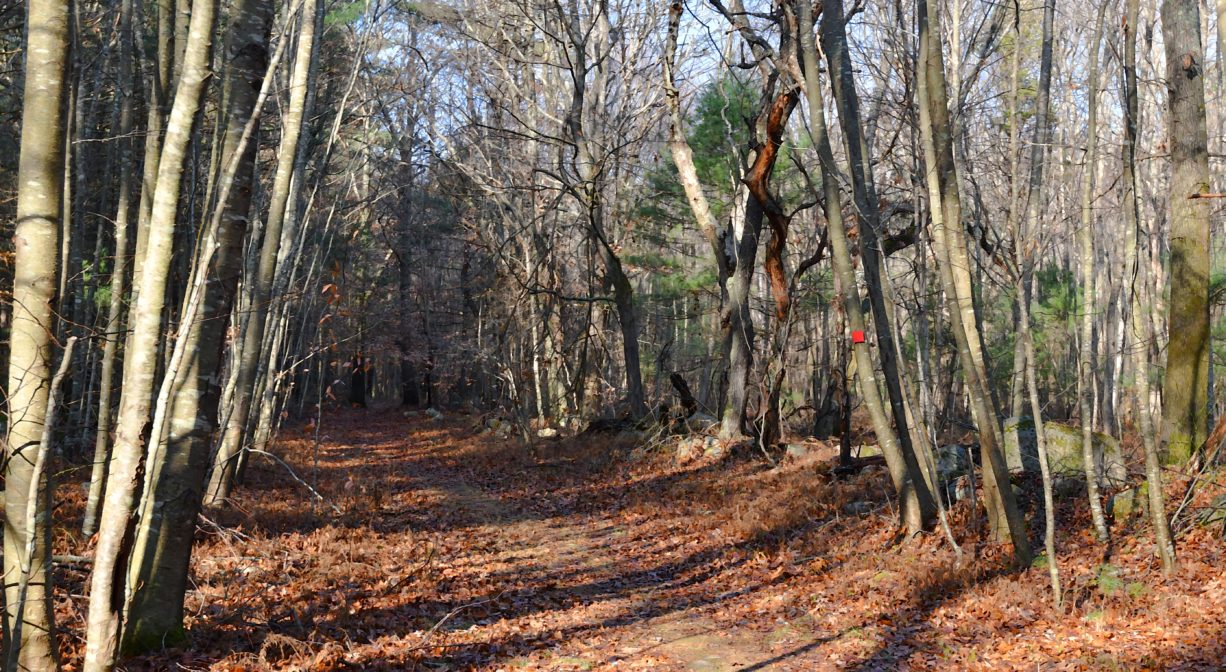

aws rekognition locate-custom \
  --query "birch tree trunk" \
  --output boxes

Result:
[84,0,138,539]
[4,0,71,665]
[1078,0,1111,543]
[123,0,275,648]
[82,0,219,664]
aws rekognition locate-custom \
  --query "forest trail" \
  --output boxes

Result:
[424,475,806,672]
[114,408,1226,671]
[352,415,838,671]
[155,409,836,671]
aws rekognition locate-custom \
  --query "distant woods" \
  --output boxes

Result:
[0,0,1220,667]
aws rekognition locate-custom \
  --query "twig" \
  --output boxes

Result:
[8,336,76,672]
[248,448,342,513]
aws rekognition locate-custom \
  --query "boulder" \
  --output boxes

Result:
[1109,486,1149,521]
[785,443,811,459]
[537,427,559,438]
[843,501,874,516]
[1042,421,1127,488]
[675,437,704,464]
[856,443,882,458]
[936,444,972,479]
[1003,416,1040,472]
[425,408,444,421]
[1003,416,1126,488]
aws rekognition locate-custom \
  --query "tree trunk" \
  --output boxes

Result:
[82,0,219,663]
[799,0,934,534]
[123,0,275,648]
[84,0,138,540]
[917,0,1030,561]
[1124,0,1177,572]
[207,0,320,505]
[1078,0,1111,543]
[1160,0,1212,464]
[4,0,71,665]
[820,0,937,523]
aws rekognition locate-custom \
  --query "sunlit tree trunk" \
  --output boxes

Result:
[3,0,71,666]
[1078,0,1111,543]
[799,0,933,534]
[82,0,219,664]
[1160,0,1212,464]
[84,0,138,539]
[123,0,275,648]
[917,0,1029,561]
[1124,0,1177,572]
[820,0,937,519]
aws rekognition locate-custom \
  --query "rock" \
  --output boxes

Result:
[425,408,444,421]
[843,501,874,516]
[1053,475,1083,499]
[813,412,838,440]
[1042,421,1128,488]
[785,443,810,459]
[936,444,972,479]
[856,443,882,458]
[702,437,727,461]
[675,437,704,464]
[1004,416,1126,488]
[1110,486,1149,521]
[684,412,718,433]
[537,427,559,438]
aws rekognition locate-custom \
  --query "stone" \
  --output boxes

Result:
[1004,416,1127,488]
[537,427,559,438]
[936,444,972,479]
[702,437,728,461]
[1053,475,1083,499]
[1003,416,1039,472]
[1110,486,1149,520]
[425,408,444,421]
[676,437,704,464]
[843,501,874,516]
[1042,421,1128,488]
[856,443,882,458]
[785,443,810,459]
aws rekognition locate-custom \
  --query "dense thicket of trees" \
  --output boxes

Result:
[0,0,1223,666]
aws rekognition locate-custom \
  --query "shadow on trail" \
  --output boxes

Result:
[192,408,856,669]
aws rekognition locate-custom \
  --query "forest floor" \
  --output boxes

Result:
[53,408,1226,671]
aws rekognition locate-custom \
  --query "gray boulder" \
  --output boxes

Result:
[1003,416,1127,488]
[936,444,972,479]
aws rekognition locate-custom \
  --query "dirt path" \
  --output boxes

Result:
[123,408,1226,671]
[402,446,826,670]
[176,410,835,671]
